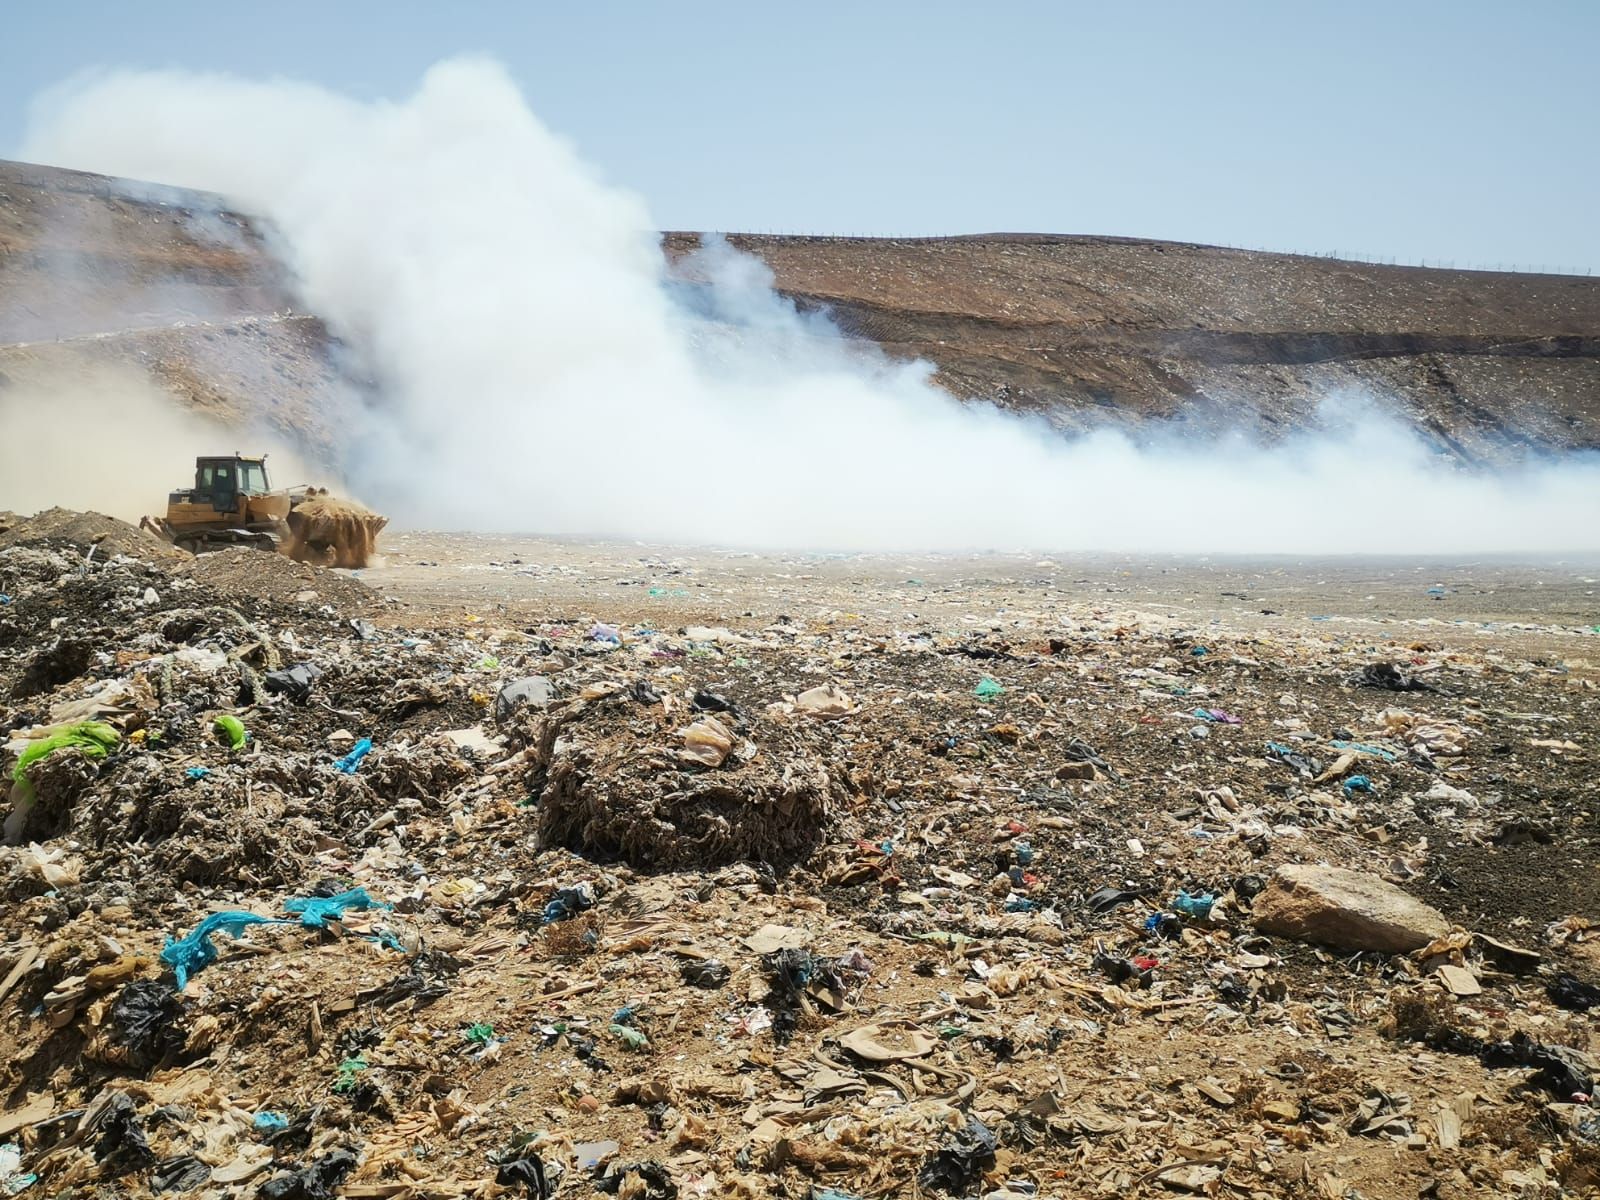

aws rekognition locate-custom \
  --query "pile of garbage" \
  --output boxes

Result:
[0,510,1596,1199]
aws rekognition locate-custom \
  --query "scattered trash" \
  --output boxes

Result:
[919,1115,998,1193]
[332,1057,368,1094]
[542,883,595,924]
[794,683,857,718]
[1086,886,1141,914]
[1265,740,1321,778]
[1144,912,1185,939]
[679,959,731,989]
[212,714,248,751]
[609,1023,650,1051]
[1548,973,1600,1012]
[1172,890,1216,919]
[595,1161,674,1199]
[495,1154,553,1199]
[257,1148,358,1200]
[0,1142,37,1194]
[284,887,390,928]
[161,911,286,989]
[332,737,373,773]
[1061,736,1121,782]
[109,979,186,1069]
[92,1092,152,1171]
[150,1155,211,1193]
[11,720,120,789]
[1349,663,1435,692]
[838,1022,937,1061]
[0,510,1587,1196]
[679,715,735,767]
[263,663,322,703]
[496,675,556,722]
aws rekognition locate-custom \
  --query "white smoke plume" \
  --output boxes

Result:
[19,59,1600,553]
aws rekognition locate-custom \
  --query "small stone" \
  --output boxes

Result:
[1056,761,1098,781]
[1261,1099,1301,1123]
[1435,964,1482,996]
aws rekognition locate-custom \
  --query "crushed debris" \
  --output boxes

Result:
[0,514,1595,1198]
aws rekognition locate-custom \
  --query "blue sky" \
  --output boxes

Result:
[3,0,1595,271]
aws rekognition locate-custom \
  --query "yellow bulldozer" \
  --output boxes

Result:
[141,454,387,569]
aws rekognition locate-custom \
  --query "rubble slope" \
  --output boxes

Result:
[0,511,1597,1198]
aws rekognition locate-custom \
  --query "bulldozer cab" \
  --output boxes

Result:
[145,451,383,565]
[194,456,271,512]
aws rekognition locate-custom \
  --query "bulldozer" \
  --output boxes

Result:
[141,454,388,569]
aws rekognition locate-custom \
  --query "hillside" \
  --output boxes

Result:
[2,158,1597,465]
[668,233,1600,460]
[0,160,353,455]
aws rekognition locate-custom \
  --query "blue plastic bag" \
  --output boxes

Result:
[333,738,373,774]
[283,887,390,928]
[162,911,287,989]
[1172,890,1216,919]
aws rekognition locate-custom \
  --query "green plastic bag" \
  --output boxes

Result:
[974,677,1004,700]
[213,715,248,751]
[12,721,120,786]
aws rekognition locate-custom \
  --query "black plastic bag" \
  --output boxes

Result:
[109,980,186,1071]
[918,1115,997,1193]
[263,663,322,703]
[679,959,731,989]
[257,1148,357,1200]
[93,1092,153,1173]
[1349,663,1434,692]
[152,1155,211,1193]
[1547,973,1600,1012]
[595,1161,676,1199]
[496,1155,552,1199]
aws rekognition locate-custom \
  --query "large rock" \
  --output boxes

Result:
[1252,864,1449,953]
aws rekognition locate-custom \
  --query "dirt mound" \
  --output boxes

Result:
[283,493,388,570]
[0,508,187,562]
[176,546,375,607]
[532,691,844,870]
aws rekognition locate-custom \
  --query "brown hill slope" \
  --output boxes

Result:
[668,232,1600,460]
[2,159,1595,465]
[0,160,352,454]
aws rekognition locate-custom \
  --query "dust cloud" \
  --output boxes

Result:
[0,364,318,524]
[0,364,232,522]
[20,59,1600,553]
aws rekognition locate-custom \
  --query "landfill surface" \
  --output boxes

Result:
[2,515,1599,1199]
